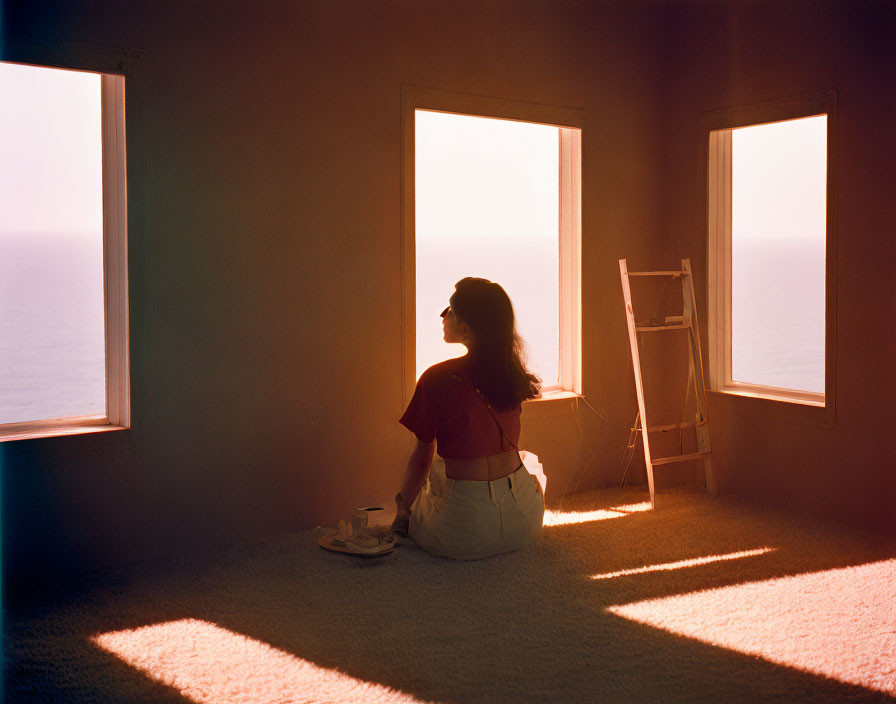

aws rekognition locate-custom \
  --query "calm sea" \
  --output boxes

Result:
[0,231,106,424]
[732,236,825,393]
[0,233,824,425]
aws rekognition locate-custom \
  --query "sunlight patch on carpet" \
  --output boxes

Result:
[544,501,652,526]
[92,618,430,704]
[591,547,776,580]
[608,558,896,694]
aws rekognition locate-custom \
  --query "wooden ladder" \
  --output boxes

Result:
[618,258,718,508]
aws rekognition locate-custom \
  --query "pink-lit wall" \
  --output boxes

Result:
[1,0,667,599]
[658,0,896,531]
[3,0,892,603]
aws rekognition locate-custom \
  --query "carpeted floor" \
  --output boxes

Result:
[5,487,895,703]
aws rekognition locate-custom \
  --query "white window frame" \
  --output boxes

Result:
[704,90,838,428]
[0,51,131,442]
[401,85,583,406]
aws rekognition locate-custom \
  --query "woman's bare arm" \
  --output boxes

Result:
[398,438,436,511]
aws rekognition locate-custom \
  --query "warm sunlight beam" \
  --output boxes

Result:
[608,558,896,694]
[544,502,652,527]
[93,619,429,704]
[590,547,776,580]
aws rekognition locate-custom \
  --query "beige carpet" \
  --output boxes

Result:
[5,487,895,703]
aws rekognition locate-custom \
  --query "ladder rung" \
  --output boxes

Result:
[651,451,707,466]
[645,422,702,433]
[636,324,689,332]
[627,270,686,277]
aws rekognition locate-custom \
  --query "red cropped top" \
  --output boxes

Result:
[399,356,521,460]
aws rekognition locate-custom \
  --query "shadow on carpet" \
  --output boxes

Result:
[6,487,896,703]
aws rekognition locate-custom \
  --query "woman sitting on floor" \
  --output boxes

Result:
[392,277,545,560]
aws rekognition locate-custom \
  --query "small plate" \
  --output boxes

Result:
[317,529,396,558]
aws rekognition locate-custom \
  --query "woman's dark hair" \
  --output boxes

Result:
[449,277,541,410]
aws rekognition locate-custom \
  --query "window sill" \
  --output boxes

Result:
[715,383,824,407]
[708,389,833,429]
[536,389,580,402]
[522,390,582,420]
[0,416,128,443]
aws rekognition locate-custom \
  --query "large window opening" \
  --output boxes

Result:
[416,111,560,384]
[0,60,128,440]
[730,115,827,393]
[404,88,582,401]
[707,92,836,421]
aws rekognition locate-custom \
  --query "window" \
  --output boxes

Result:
[0,60,129,441]
[706,91,837,425]
[402,86,582,402]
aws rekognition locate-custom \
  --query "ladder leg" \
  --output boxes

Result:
[620,259,656,509]
[683,258,716,498]
[696,423,717,495]
[646,460,656,509]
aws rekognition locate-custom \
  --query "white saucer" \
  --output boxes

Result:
[317,528,397,558]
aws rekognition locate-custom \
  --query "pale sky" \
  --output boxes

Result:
[0,61,102,235]
[416,111,559,242]
[732,115,827,241]
[415,110,561,385]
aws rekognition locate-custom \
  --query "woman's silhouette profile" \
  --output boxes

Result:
[393,277,545,559]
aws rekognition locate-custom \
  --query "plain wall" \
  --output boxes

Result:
[659,0,896,531]
[5,0,892,604]
[1,0,668,599]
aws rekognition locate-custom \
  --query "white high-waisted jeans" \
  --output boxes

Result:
[409,458,545,560]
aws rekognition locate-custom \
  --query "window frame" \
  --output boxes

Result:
[0,43,137,443]
[401,85,583,407]
[703,89,838,428]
